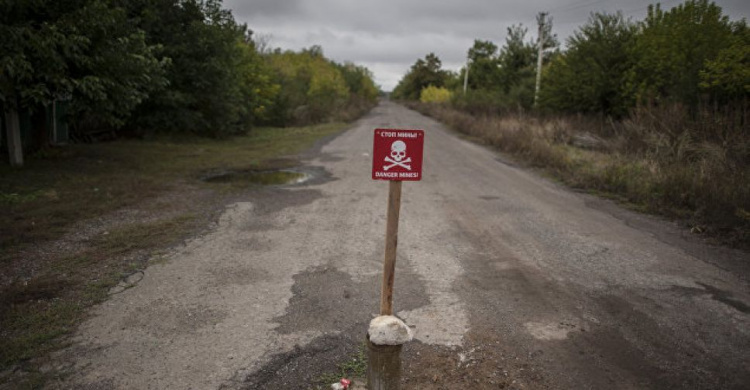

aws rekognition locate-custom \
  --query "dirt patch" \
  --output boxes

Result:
[228,326,539,390]
[402,331,545,390]
[222,334,356,390]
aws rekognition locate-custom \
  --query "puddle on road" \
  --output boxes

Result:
[202,169,308,186]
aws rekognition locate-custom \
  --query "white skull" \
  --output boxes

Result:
[390,140,407,162]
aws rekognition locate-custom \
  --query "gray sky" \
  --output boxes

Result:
[224,0,750,91]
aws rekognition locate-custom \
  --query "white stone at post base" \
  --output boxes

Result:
[368,316,413,346]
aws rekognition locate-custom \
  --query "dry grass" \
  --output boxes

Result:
[410,102,750,246]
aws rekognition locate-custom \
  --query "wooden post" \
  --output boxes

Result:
[366,335,403,390]
[370,129,423,389]
[4,107,23,167]
[380,180,402,315]
[368,181,405,390]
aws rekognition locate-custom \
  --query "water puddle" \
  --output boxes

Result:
[202,169,309,186]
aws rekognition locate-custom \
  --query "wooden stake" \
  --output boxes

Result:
[380,180,402,316]
[367,335,402,390]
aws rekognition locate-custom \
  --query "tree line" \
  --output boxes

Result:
[1,0,378,140]
[394,0,749,243]
[392,0,747,117]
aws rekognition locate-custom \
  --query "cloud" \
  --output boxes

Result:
[227,0,304,17]
[225,0,750,91]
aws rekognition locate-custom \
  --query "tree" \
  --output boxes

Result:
[540,12,637,117]
[392,53,449,100]
[629,0,736,105]
[699,21,750,100]
[1,0,378,143]
[336,62,379,102]
[495,25,540,108]
[496,25,536,92]
[466,40,500,90]
[235,38,279,126]
[263,47,375,125]
[0,0,167,128]
[122,0,267,136]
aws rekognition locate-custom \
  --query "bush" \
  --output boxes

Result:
[419,85,452,103]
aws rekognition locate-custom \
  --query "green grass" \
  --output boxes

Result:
[313,344,367,389]
[0,123,347,255]
[0,123,349,387]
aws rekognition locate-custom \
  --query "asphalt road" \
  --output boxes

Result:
[59,101,749,389]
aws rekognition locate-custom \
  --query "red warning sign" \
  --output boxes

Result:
[372,129,424,181]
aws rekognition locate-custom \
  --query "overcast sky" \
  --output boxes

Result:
[224,0,750,91]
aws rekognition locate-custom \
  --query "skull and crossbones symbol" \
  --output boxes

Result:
[384,140,412,170]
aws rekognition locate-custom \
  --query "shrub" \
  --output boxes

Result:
[419,85,452,103]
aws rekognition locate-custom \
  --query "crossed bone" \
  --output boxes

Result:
[384,156,412,171]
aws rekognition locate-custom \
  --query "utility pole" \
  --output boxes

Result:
[463,56,470,94]
[534,12,547,108]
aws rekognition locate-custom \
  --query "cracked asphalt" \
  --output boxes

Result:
[56,101,749,389]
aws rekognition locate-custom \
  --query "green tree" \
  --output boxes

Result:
[306,50,350,123]
[497,25,537,94]
[392,53,449,100]
[0,0,167,128]
[466,40,500,90]
[263,46,373,125]
[336,62,379,102]
[1,0,381,140]
[235,37,279,126]
[699,21,750,100]
[629,0,736,105]
[540,12,637,116]
[122,0,265,136]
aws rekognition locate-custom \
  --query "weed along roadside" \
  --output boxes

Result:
[0,122,352,389]
[365,129,424,390]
